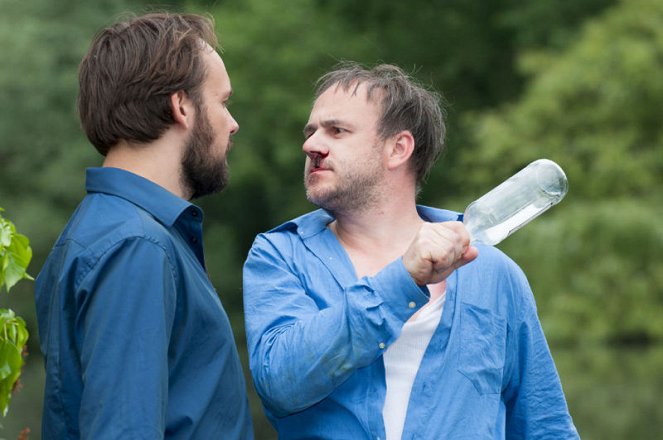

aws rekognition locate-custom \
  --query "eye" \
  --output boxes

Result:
[331,126,345,136]
[303,126,315,139]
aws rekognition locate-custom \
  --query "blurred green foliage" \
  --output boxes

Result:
[456,0,663,347]
[1,0,661,438]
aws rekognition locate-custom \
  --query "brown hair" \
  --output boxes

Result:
[78,12,218,156]
[314,62,446,187]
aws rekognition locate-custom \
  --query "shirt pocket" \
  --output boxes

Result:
[457,302,507,395]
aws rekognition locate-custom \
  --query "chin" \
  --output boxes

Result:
[305,186,322,204]
[306,187,335,208]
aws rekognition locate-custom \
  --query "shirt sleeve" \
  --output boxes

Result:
[76,237,177,440]
[501,267,579,439]
[243,234,430,417]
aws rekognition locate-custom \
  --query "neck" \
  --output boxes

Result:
[102,131,188,199]
[330,182,447,309]
[330,184,422,270]
[330,176,447,307]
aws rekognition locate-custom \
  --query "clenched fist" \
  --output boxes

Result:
[402,221,478,286]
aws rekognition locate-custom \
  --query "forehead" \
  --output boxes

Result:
[202,47,231,92]
[310,82,381,122]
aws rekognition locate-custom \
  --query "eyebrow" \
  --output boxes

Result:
[303,119,345,137]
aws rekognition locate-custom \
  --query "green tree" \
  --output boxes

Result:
[314,0,618,201]
[452,0,663,345]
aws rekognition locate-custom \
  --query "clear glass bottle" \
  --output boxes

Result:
[463,159,568,246]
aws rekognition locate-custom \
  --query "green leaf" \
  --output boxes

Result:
[0,309,28,417]
[0,210,33,293]
[1,233,33,292]
[0,220,11,249]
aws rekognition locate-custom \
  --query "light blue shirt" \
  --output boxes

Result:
[243,206,578,439]
[36,167,253,440]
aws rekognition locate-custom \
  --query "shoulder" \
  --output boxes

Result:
[455,244,534,317]
[52,193,179,277]
[70,192,173,244]
[471,244,526,279]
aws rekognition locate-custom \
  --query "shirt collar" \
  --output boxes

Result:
[277,206,462,239]
[415,205,463,223]
[85,167,197,227]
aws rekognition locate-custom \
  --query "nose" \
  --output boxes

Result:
[303,130,328,159]
[229,114,239,135]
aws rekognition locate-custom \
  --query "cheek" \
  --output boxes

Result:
[211,119,228,138]
[207,108,226,127]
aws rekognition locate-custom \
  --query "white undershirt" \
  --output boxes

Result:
[382,293,445,440]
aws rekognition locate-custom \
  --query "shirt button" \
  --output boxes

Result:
[408,301,416,309]
[378,342,386,350]
[190,209,199,217]
[190,236,198,243]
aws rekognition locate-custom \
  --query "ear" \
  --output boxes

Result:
[170,90,195,129]
[385,130,415,171]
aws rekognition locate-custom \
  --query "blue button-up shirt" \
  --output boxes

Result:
[35,167,253,440]
[243,207,578,439]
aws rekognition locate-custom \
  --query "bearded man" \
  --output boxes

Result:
[35,13,253,440]
[243,62,578,439]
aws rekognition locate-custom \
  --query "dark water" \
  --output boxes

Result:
[554,344,663,439]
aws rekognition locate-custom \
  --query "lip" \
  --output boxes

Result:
[309,166,330,175]
[307,156,331,175]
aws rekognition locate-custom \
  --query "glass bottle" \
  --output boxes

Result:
[463,159,568,246]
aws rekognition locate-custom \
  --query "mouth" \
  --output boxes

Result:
[309,155,329,174]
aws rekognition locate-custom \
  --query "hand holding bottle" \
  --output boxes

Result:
[402,222,478,286]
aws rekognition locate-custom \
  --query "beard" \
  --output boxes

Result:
[180,105,229,200]
[305,148,384,215]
